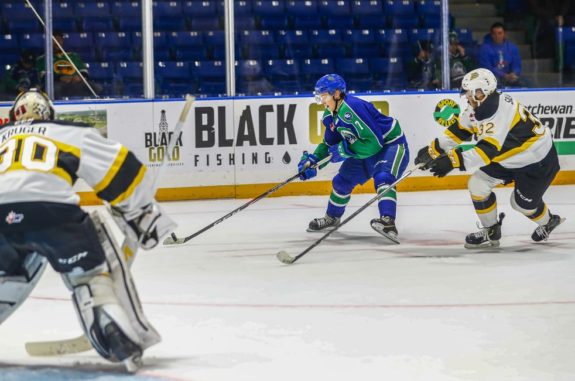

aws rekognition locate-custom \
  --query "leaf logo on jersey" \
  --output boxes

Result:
[5,211,24,224]
[433,99,461,127]
[329,122,335,131]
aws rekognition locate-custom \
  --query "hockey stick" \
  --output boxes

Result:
[25,96,195,357]
[164,154,333,245]
[276,163,426,264]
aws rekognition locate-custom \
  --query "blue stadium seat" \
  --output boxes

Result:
[182,1,217,17]
[52,18,79,33]
[116,61,143,84]
[351,0,386,28]
[259,16,291,30]
[310,29,343,45]
[63,32,98,62]
[6,19,43,34]
[318,0,351,16]
[335,57,371,79]
[292,16,324,29]
[285,0,318,16]
[95,32,133,61]
[192,60,226,96]
[234,17,257,30]
[370,56,406,89]
[1,2,38,21]
[264,59,300,81]
[325,16,356,29]
[153,1,183,18]
[117,18,142,32]
[86,61,116,94]
[169,31,210,60]
[344,29,381,57]
[75,2,111,18]
[154,17,187,32]
[417,0,441,28]
[189,17,221,30]
[239,30,279,59]
[253,0,285,15]
[276,30,313,58]
[52,2,76,19]
[19,33,46,53]
[384,0,419,28]
[81,18,115,33]
[110,1,141,18]
[204,30,225,45]
[231,1,253,16]
[563,27,575,69]
[0,34,19,58]
[409,28,438,45]
[157,61,194,96]
[453,28,474,44]
[236,59,264,79]
[301,58,336,82]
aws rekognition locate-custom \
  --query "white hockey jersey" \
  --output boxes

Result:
[0,120,152,212]
[438,92,553,170]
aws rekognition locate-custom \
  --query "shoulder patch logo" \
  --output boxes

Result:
[344,112,352,121]
[433,99,461,127]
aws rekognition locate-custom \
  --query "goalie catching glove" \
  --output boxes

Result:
[414,138,444,169]
[429,147,465,177]
[110,202,176,250]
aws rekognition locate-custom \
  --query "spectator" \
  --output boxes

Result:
[528,0,571,60]
[447,31,475,88]
[478,22,527,87]
[1,50,41,98]
[36,31,101,99]
[408,40,440,90]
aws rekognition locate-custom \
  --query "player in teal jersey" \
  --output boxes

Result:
[298,74,410,243]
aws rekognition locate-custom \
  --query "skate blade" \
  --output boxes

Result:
[464,240,500,249]
[306,226,339,233]
[370,224,400,244]
[124,354,143,373]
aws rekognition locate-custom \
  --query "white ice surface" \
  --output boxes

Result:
[1,185,574,381]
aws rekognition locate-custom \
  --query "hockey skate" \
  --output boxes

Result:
[532,214,565,242]
[307,214,340,232]
[370,216,400,244]
[465,213,505,249]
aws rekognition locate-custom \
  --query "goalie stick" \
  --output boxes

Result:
[25,96,195,357]
[276,162,426,265]
[164,154,333,245]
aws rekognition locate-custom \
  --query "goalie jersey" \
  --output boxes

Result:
[438,91,554,170]
[0,120,152,227]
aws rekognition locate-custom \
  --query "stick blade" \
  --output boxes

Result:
[25,336,92,356]
[276,250,296,264]
[163,233,185,245]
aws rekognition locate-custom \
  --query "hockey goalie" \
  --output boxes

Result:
[0,89,176,371]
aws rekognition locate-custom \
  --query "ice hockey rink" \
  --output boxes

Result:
[1,184,574,381]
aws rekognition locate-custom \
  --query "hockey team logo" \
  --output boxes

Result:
[340,129,357,144]
[5,211,24,224]
[344,112,352,121]
[434,99,461,127]
[144,110,183,167]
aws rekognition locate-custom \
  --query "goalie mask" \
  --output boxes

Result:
[461,68,497,106]
[9,88,55,122]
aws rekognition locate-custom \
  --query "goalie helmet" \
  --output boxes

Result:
[9,88,55,122]
[461,68,497,104]
[314,74,346,104]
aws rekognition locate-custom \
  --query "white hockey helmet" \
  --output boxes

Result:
[9,88,55,122]
[461,68,497,104]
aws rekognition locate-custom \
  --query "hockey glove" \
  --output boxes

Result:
[414,138,444,169]
[336,139,354,159]
[328,144,345,163]
[429,148,465,177]
[111,202,176,250]
[298,151,319,180]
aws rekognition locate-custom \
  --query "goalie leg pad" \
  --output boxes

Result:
[63,211,161,363]
[70,272,143,362]
[0,251,47,325]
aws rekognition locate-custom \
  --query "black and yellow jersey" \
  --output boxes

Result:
[438,92,553,170]
[0,120,152,211]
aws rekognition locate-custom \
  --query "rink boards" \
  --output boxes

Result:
[1,89,574,204]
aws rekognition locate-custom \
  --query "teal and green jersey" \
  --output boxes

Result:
[313,95,405,160]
